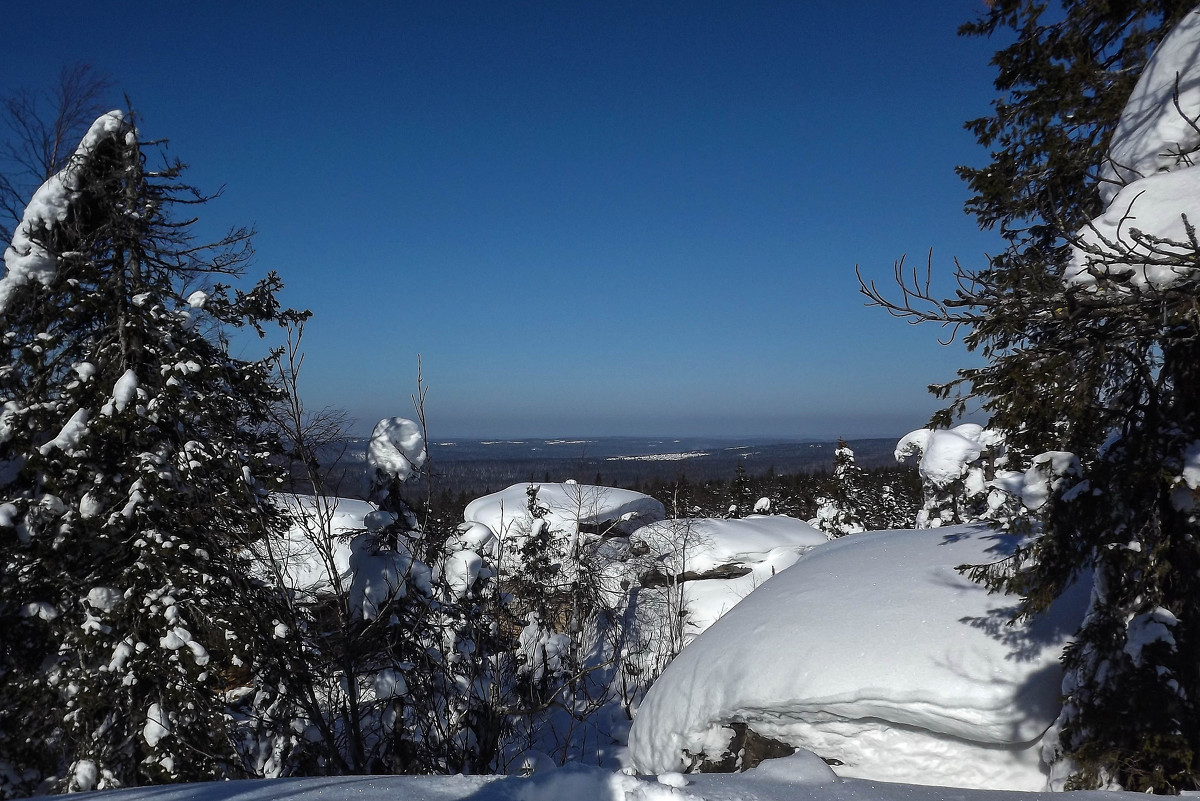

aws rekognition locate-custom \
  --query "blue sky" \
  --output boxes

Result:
[6,2,1006,438]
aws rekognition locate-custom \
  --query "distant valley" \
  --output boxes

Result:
[320,436,906,497]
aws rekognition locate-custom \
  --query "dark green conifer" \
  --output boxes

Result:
[0,110,294,795]
[865,2,1200,790]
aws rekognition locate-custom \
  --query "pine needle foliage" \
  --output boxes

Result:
[0,109,297,796]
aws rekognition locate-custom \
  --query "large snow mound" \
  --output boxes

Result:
[632,515,827,575]
[464,482,665,539]
[631,514,829,647]
[1101,8,1200,206]
[268,495,374,595]
[627,524,1090,791]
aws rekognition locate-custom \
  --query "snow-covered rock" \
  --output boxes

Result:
[628,524,1090,791]
[632,515,828,577]
[464,482,664,540]
[269,495,375,595]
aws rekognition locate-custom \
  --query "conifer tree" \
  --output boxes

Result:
[864,2,1200,790]
[0,110,295,795]
[812,439,866,537]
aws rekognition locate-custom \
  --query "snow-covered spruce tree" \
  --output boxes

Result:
[811,439,866,537]
[0,64,114,249]
[338,417,503,774]
[864,4,1200,791]
[0,110,296,795]
[510,485,573,705]
[727,462,752,518]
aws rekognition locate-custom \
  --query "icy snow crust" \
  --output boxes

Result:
[464,482,665,538]
[627,524,1091,790]
[0,111,126,313]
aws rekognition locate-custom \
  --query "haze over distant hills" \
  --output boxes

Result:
[318,436,907,497]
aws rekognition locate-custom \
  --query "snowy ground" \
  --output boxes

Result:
[464,482,666,539]
[628,524,1091,791]
[60,760,1147,801]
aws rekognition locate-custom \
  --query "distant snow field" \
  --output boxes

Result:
[606,451,709,461]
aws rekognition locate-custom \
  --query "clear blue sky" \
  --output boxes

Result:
[6,2,1006,439]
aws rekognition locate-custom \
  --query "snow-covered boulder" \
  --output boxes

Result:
[632,515,828,576]
[464,482,664,539]
[631,515,829,646]
[627,524,1090,791]
[268,495,374,595]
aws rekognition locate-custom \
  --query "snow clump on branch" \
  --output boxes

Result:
[0,110,126,313]
[365,416,427,501]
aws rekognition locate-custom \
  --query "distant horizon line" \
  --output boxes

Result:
[343,433,907,443]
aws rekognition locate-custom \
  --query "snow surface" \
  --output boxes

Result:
[895,424,999,488]
[268,495,375,595]
[58,763,1151,801]
[0,111,126,313]
[464,483,665,540]
[1101,8,1200,205]
[1069,9,1200,290]
[365,417,426,497]
[627,524,1091,791]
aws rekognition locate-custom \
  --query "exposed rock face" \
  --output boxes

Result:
[689,723,798,773]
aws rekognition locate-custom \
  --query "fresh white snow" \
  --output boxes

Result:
[464,482,665,540]
[1069,7,1200,290]
[0,111,126,313]
[1101,8,1200,205]
[365,417,427,492]
[895,424,999,488]
[627,524,1091,791]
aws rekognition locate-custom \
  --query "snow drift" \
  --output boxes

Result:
[627,524,1090,790]
[465,482,664,539]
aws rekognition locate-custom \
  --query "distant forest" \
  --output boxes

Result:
[289,436,920,527]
